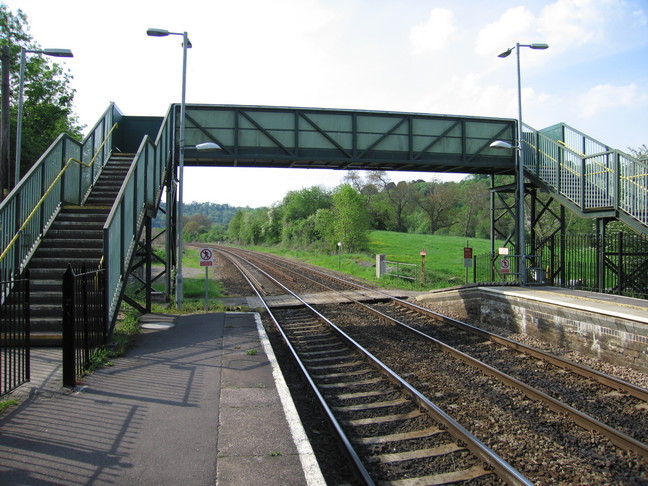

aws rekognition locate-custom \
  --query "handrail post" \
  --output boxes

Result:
[614,150,621,214]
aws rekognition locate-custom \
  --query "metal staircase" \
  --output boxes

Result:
[522,122,647,235]
[0,103,174,344]
[28,155,133,344]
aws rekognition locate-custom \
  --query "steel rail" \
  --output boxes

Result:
[222,247,648,459]
[215,249,375,485]
[248,249,648,403]
[388,298,648,402]
[216,247,534,486]
[356,301,648,460]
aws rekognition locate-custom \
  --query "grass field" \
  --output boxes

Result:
[214,231,501,290]
[155,231,500,307]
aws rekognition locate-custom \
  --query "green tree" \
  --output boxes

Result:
[457,177,490,238]
[413,180,460,234]
[368,171,413,232]
[282,186,332,221]
[628,144,647,161]
[228,210,246,243]
[1,4,82,183]
[331,184,369,252]
[280,186,332,247]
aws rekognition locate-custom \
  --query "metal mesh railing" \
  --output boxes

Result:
[523,122,647,233]
[104,104,174,332]
[0,104,120,283]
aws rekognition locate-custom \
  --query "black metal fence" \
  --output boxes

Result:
[539,232,648,298]
[1,269,30,397]
[473,232,648,298]
[62,264,107,387]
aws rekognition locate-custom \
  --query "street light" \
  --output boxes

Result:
[148,27,191,306]
[15,47,73,186]
[196,142,221,151]
[491,42,548,286]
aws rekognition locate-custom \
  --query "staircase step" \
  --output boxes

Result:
[30,333,63,347]
[28,258,102,269]
[23,153,134,341]
[32,253,103,263]
[45,230,104,239]
[31,304,63,318]
[39,239,103,249]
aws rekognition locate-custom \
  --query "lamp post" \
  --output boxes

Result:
[492,42,548,286]
[15,47,73,186]
[147,27,191,306]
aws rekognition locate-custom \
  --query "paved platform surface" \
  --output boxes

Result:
[0,312,325,485]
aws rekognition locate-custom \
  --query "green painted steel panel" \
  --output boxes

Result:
[182,105,516,174]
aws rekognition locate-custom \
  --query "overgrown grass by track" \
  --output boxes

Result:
[225,230,500,291]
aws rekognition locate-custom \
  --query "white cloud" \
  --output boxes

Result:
[579,83,648,117]
[538,0,609,48]
[475,6,535,56]
[409,8,457,54]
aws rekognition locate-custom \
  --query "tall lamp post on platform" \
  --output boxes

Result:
[16,47,73,186]
[147,27,192,306]
[490,42,548,286]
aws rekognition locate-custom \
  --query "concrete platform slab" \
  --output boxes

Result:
[0,312,325,486]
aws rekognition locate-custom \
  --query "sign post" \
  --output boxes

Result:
[420,249,427,287]
[199,248,214,312]
[463,241,473,284]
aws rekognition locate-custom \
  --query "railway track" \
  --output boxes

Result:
[217,247,528,485]
[212,246,648,484]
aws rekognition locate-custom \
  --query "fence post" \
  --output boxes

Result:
[24,268,31,379]
[62,265,76,387]
[617,231,623,295]
[81,264,91,369]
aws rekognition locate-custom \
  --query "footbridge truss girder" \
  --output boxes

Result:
[180,105,517,174]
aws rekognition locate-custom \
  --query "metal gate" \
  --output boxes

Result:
[0,269,30,396]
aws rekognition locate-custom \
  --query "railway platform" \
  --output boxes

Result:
[415,285,648,371]
[0,312,325,485]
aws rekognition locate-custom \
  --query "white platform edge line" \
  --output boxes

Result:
[253,313,327,486]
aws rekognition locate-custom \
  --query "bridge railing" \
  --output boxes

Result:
[103,105,174,331]
[0,104,120,281]
[619,153,648,228]
[523,122,647,233]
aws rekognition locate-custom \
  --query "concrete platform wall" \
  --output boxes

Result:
[415,287,648,372]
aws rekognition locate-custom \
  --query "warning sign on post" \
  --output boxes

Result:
[200,248,214,267]
[463,247,473,268]
[500,257,510,274]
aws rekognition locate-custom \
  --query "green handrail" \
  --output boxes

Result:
[0,123,118,265]
[0,102,119,287]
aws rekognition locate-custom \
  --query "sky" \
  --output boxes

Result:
[13,0,648,208]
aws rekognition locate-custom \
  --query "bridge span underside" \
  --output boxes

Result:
[181,105,516,174]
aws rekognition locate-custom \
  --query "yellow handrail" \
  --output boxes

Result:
[0,123,118,265]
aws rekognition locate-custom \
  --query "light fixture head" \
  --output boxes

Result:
[196,142,221,151]
[529,43,549,50]
[490,140,515,150]
[42,48,74,58]
[147,28,170,37]
[498,47,513,58]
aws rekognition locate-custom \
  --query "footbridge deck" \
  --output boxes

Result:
[180,105,517,174]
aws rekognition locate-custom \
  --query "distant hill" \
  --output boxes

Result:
[153,201,251,228]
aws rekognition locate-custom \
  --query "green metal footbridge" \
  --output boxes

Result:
[1,103,646,342]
